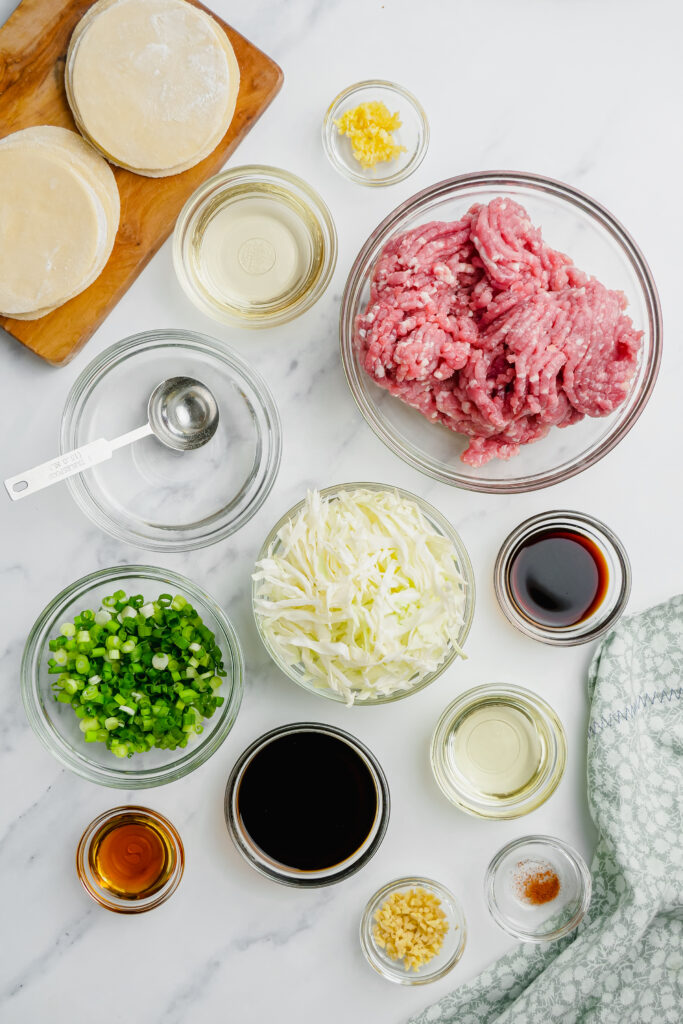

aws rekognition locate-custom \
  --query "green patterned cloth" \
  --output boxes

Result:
[410,595,683,1024]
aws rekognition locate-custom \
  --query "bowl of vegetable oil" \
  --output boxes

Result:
[430,684,566,819]
[173,165,337,327]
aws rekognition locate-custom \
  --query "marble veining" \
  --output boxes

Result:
[1,0,682,1022]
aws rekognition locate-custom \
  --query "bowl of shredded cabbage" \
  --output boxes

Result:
[252,484,474,705]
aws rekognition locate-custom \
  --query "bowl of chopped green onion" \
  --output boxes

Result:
[22,566,243,788]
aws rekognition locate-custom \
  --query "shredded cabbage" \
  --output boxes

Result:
[253,488,467,705]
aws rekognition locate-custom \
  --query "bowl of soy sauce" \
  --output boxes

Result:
[494,511,631,646]
[225,723,390,887]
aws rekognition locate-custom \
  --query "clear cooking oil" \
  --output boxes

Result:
[189,182,326,321]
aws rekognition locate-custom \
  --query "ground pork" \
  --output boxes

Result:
[355,198,643,466]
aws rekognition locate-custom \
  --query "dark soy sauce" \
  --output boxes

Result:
[236,730,378,871]
[508,528,609,628]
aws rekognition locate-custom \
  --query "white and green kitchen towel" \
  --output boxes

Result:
[411,595,683,1024]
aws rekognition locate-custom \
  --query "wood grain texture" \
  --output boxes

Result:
[0,0,283,365]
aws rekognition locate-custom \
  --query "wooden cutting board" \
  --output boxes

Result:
[0,0,283,365]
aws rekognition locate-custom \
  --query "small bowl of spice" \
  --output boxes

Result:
[485,836,592,942]
[494,510,631,646]
[76,806,184,913]
[323,80,429,186]
[360,876,466,984]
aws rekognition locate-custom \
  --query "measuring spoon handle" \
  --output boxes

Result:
[4,424,153,501]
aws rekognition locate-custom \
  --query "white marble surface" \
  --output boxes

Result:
[1,0,682,1021]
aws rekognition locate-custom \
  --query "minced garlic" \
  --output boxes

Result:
[334,101,406,169]
[373,887,450,971]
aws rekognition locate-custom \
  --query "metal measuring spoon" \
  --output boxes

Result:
[4,377,219,501]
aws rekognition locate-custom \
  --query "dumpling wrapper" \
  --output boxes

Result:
[0,145,106,316]
[68,0,240,176]
[0,126,119,318]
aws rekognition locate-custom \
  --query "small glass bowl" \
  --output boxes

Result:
[340,171,662,491]
[323,80,429,187]
[225,722,390,887]
[173,165,337,327]
[360,876,466,984]
[252,482,475,705]
[494,510,631,645]
[430,684,566,819]
[76,806,184,913]
[21,565,243,788]
[61,329,281,552]
[485,835,592,942]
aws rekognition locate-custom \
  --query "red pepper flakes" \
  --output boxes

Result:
[513,860,561,905]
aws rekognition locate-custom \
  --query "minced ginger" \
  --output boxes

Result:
[373,887,450,971]
[334,101,406,169]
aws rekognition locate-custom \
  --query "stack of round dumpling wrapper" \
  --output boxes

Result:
[65,0,241,177]
[0,126,119,320]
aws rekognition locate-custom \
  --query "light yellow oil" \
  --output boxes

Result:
[452,701,543,798]
[190,183,325,318]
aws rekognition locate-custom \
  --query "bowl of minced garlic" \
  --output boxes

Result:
[323,80,429,187]
[360,877,466,984]
[334,102,406,170]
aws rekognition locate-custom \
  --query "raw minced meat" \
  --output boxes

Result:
[355,198,643,466]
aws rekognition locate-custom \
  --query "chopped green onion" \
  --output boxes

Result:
[50,590,227,759]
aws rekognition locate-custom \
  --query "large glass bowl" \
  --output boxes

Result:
[61,330,282,552]
[21,566,244,788]
[252,482,475,705]
[340,171,662,493]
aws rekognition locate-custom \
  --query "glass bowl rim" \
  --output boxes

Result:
[322,78,430,187]
[484,833,592,942]
[359,874,467,984]
[224,720,391,887]
[172,164,338,327]
[251,481,476,705]
[60,328,282,552]
[493,509,632,645]
[21,564,244,788]
[76,804,185,913]
[339,169,663,492]
[430,682,567,819]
